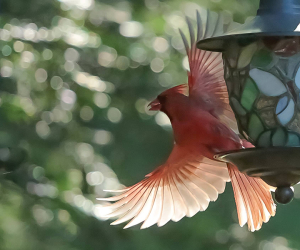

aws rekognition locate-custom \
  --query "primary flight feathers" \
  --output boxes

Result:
[179,11,238,132]
[98,145,230,229]
[99,10,276,232]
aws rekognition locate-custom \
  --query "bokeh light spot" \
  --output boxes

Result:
[1,66,13,77]
[94,130,113,145]
[155,112,171,126]
[36,121,51,138]
[94,92,110,108]
[98,48,117,67]
[58,210,70,223]
[150,58,164,73]
[50,76,63,90]
[107,107,122,123]
[21,51,35,63]
[130,46,147,63]
[33,166,45,180]
[41,111,54,124]
[158,72,173,87]
[42,49,53,60]
[119,21,143,38]
[135,98,149,114]
[116,56,130,70]
[64,61,75,72]
[60,89,76,110]
[32,205,54,226]
[76,143,94,164]
[35,68,48,83]
[80,106,94,121]
[153,37,169,53]
[86,171,104,186]
[64,48,80,62]
[2,45,12,56]
[13,41,24,52]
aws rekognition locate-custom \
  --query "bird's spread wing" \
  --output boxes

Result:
[98,144,229,229]
[180,10,238,132]
[180,14,276,231]
[227,164,276,232]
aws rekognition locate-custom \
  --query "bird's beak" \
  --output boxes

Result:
[148,98,161,111]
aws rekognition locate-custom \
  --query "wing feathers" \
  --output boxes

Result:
[141,179,163,228]
[179,29,189,55]
[180,175,209,211]
[168,173,187,222]
[186,17,195,49]
[108,181,151,220]
[182,168,218,201]
[124,181,157,228]
[173,173,199,217]
[99,145,228,229]
[158,177,174,226]
[196,11,203,41]
[181,11,239,133]
[185,164,227,193]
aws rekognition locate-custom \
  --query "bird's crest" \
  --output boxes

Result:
[161,84,188,96]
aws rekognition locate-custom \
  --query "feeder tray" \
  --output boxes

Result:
[215,147,300,204]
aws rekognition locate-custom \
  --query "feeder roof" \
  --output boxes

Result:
[197,0,300,52]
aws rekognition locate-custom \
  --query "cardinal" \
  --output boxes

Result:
[99,11,276,232]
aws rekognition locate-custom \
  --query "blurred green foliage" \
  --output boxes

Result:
[0,0,300,249]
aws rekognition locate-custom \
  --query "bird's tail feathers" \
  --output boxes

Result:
[227,163,276,232]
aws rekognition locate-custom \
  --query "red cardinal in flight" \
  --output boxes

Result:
[99,11,276,232]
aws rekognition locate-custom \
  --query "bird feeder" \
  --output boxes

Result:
[198,0,300,204]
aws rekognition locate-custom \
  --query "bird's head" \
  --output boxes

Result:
[148,84,189,116]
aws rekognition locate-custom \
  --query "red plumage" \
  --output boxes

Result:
[98,10,276,232]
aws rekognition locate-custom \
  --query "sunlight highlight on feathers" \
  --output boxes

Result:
[99,145,229,229]
[228,164,276,232]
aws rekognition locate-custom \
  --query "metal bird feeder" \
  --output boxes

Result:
[198,0,300,204]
